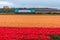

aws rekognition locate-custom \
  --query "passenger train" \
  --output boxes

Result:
[0,8,60,14]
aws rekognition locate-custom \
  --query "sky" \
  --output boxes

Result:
[0,0,60,9]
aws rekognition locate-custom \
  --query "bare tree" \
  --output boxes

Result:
[3,6,12,13]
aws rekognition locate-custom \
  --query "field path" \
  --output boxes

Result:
[0,15,60,28]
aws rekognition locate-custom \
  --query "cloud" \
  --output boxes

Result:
[0,0,60,9]
[0,1,14,8]
[10,0,60,8]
